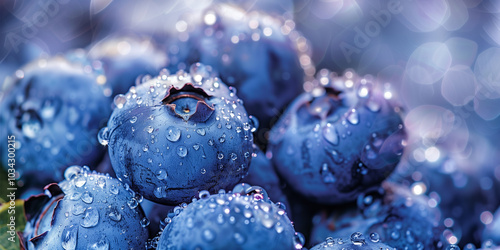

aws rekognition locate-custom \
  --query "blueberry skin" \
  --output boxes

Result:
[23,166,149,250]
[0,56,111,186]
[267,69,406,204]
[310,182,443,249]
[164,3,315,144]
[87,35,168,96]
[242,147,290,209]
[157,185,297,250]
[102,63,255,205]
[310,232,395,250]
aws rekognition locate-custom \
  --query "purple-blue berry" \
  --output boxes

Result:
[267,69,406,204]
[100,63,255,205]
[22,166,149,249]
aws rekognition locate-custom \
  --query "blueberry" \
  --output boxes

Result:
[101,63,255,205]
[267,69,407,204]
[310,232,395,250]
[0,56,111,187]
[22,166,149,249]
[155,184,299,249]
[310,182,443,249]
[87,35,168,96]
[164,3,315,145]
[242,147,290,209]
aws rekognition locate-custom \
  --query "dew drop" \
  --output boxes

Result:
[141,217,150,227]
[146,126,154,133]
[127,198,138,209]
[64,166,82,181]
[166,126,181,142]
[108,207,122,222]
[72,204,85,215]
[350,232,365,246]
[294,232,305,249]
[196,128,206,136]
[248,116,259,132]
[347,109,359,124]
[322,124,339,145]
[81,191,93,204]
[97,177,106,189]
[199,190,210,199]
[109,185,119,195]
[81,207,99,228]
[320,163,336,184]
[87,237,109,250]
[366,99,381,112]
[129,116,137,123]
[61,225,78,250]
[156,169,167,180]
[98,127,110,146]
[218,153,224,160]
[176,145,188,158]
[201,168,207,174]
[367,233,379,243]
[20,110,42,139]
[193,144,200,150]
[113,94,127,109]
[230,153,237,161]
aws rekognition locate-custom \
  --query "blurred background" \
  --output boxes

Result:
[1,0,500,248]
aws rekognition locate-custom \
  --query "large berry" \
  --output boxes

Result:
[156,184,299,249]
[267,69,406,204]
[88,35,168,96]
[310,232,395,250]
[164,3,315,144]
[310,182,443,249]
[100,63,255,205]
[0,56,111,186]
[22,166,149,249]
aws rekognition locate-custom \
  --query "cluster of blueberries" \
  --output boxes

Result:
[0,2,498,250]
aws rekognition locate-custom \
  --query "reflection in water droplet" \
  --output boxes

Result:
[81,207,99,228]
[196,128,206,136]
[350,232,365,246]
[113,94,127,109]
[323,124,339,145]
[177,146,188,157]
[347,109,359,124]
[20,110,42,139]
[61,225,78,250]
[81,191,93,204]
[166,126,181,142]
[98,127,110,146]
[108,207,122,222]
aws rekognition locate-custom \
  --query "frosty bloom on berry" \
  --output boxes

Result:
[100,63,255,205]
[267,69,407,204]
[22,166,149,249]
[0,56,111,187]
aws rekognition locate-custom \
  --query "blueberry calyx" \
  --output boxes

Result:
[162,83,214,122]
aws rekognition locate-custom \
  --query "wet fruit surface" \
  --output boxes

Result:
[101,64,255,205]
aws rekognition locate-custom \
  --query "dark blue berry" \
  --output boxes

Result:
[156,184,298,249]
[267,69,406,204]
[0,56,111,187]
[101,63,255,205]
[22,166,149,249]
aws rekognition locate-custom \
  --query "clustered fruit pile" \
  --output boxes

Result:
[0,2,499,250]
